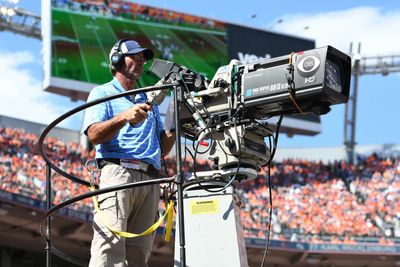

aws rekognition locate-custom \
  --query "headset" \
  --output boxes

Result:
[109,38,130,71]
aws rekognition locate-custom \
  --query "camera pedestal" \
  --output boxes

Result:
[174,182,248,267]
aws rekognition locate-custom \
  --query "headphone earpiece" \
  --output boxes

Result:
[110,38,129,71]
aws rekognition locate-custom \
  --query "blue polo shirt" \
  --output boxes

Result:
[82,78,164,170]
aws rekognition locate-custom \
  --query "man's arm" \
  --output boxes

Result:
[87,103,151,145]
[160,130,176,157]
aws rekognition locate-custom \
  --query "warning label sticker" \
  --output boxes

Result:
[189,199,219,215]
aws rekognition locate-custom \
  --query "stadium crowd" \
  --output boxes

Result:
[0,127,93,211]
[0,127,399,245]
[51,0,225,30]
[237,156,400,244]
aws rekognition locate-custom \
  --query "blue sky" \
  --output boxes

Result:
[0,0,399,148]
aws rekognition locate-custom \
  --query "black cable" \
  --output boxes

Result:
[227,104,244,121]
[259,116,283,267]
[185,145,195,161]
[268,136,273,161]
[260,161,273,267]
[192,139,213,155]
[262,115,283,168]
[203,118,242,193]
[165,178,230,204]
[192,117,242,194]
[192,118,215,188]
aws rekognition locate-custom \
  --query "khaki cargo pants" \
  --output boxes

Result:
[89,164,160,267]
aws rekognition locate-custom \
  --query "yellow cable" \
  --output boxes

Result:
[90,185,174,241]
[288,52,304,114]
[289,52,294,65]
[164,202,174,242]
[289,94,304,114]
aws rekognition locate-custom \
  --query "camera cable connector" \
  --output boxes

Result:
[286,52,304,114]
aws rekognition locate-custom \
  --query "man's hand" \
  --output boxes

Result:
[118,103,152,125]
[87,103,152,145]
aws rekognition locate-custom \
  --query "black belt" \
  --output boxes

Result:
[97,158,160,178]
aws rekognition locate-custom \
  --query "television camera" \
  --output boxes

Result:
[150,46,351,181]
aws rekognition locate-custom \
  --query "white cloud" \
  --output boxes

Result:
[0,50,81,129]
[274,6,400,56]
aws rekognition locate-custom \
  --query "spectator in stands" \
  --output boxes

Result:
[82,39,175,267]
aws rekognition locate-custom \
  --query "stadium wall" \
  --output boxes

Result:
[0,114,80,143]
